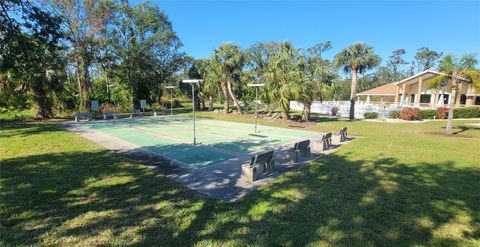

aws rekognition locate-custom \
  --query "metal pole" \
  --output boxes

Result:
[170,88,173,117]
[192,84,196,145]
[255,87,258,133]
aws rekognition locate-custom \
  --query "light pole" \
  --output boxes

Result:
[165,85,175,117]
[247,83,265,133]
[182,79,204,145]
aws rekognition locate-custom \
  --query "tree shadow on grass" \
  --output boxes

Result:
[150,155,480,246]
[1,148,479,245]
[0,124,65,138]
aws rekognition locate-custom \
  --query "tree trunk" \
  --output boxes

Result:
[349,69,358,120]
[445,79,458,135]
[208,96,214,111]
[280,97,290,119]
[74,55,84,110]
[220,81,229,112]
[302,103,311,122]
[226,75,243,114]
[267,102,279,116]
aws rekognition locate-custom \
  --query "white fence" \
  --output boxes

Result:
[290,100,401,119]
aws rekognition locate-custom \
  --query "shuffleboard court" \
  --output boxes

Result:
[78,116,315,167]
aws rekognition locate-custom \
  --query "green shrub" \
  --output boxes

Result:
[453,107,480,118]
[418,109,438,119]
[364,112,379,119]
[400,107,421,121]
[388,110,400,119]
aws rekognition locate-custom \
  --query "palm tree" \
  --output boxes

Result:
[214,43,245,114]
[246,42,280,115]
[191,58,221,111]
[429,54,480,135]
[265,42,303,119]
[334,43,381,119]
[299,43,338,121]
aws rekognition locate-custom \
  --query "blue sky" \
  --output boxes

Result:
[155,0,480,65]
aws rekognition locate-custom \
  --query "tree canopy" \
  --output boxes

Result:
[1,1,476,121]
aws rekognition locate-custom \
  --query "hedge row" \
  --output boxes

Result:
[390,107,480,120]
[364,112,379,119]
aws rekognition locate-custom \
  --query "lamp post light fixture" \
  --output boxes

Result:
[247,83,265,133]
[165,85,175,117]
[182,79,204,145]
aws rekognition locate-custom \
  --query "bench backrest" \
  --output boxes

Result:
[322,132,332,140]
[339,126,348,140]
[130,110,142,114]
[250,150,275,166]
[294,140,310,151]
[76,112,91,117]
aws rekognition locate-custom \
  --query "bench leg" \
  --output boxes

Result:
[242,165,256,182]
[75,116,79,122]
[267,161,275,173]
[288,150,299,162]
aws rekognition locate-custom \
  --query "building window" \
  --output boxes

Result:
[460,95,467,105]
[420,94,431,103]
[476,96,480,105]
[410,94,415,103]
[438,94,449,104]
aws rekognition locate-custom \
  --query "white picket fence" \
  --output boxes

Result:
[290,100,401,119]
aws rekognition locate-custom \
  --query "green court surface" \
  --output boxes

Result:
[80,116,314,167]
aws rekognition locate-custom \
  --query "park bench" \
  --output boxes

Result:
[241,150,275,182]
[288,140,311,162]
[153,108,165,116]
[334,126,348,143]
[102,111,118,120]
[320,132,333,150]
[75,112,92,122]
[129,109,143,118]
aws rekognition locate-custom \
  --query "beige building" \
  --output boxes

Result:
[357,70,480,108]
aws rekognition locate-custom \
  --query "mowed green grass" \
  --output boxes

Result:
[1,116,480,246]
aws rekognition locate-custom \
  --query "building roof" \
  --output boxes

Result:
[395,69,469,86]
[357,82,398,96]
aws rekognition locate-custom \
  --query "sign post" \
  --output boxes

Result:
[140,99,147,112]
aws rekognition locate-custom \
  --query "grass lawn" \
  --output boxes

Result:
[1,115,479,246]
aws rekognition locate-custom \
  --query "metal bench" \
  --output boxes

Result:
[129,109,143,118]
[337,126,348,142]
[288,140,311,162]
[153,109,164,116]
[321,132,333,150]
[241,150,275,182]
[102,111,118,120]
[75,112,92,122]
